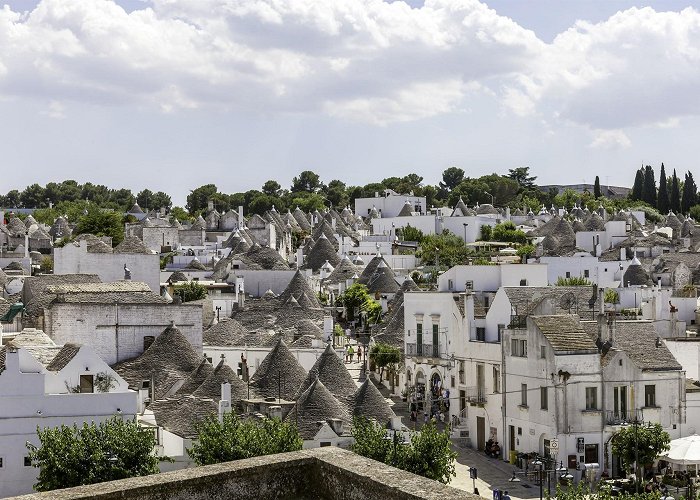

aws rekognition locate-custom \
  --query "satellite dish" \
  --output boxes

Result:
[559,292,577,314]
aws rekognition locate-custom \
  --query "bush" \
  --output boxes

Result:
[556,276,592,286]
[173,281,208,302]
[631,204,663,223]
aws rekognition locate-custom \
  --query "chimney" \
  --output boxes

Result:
[331,218,336,230]
[5,347,19,373]
[221,381,231,406]
[505,207,511,220]
[207,200,214,212]
[238,206,244,228]
[389,416,402,431]
[24,232,29,258]
[323,315,334,342]
[327,418,344,435]
[597,288,605,339]
[269,405,282,420]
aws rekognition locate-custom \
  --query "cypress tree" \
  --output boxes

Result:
[631,168,644,201]
[594,176,601,199]
[671,169,681,213]
[657,163,669,214]
[642,165,656,207]
[682,171,698,215]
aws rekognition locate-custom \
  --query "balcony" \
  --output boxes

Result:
[464,385,487,404]
[406,342,441,358]
[606,409,643,426]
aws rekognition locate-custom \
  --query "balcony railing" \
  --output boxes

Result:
[406,342,440,358]
[606,409,643,426]
[464,385,487,404]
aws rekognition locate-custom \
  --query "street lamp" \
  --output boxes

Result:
[463,223,468,244]
[533,458,544,500]
[484,192,494,205]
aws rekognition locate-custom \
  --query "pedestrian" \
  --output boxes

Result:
[502,491,511,500]
[423,412,429,424]
[357,346,363,363]
[348,345,355,363]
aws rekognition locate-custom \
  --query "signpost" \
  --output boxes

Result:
[470,467,478,494]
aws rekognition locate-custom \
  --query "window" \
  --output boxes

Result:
[432,324,439,335]
[416,323,423,335]
[497,324,504,342]
[511,338,527,357]
[521,384,528,406]
[0,457,3,468]
[584,270,590,278]
[540,345,546,359]
[645,385,657,407]
[566,271,571,278]
[451,376,455,388]
[459,361,465,385]
[484,296,490,308]
[80,374,94,394]
[585,387,598,410]
[541,387,548,410]
[520,279,528,286]
[320,442,332,447]
[143,336,155,351]
[24,456,31,467]
[448,279,454,290]
[476,327,486,341]
[493,366,500,394]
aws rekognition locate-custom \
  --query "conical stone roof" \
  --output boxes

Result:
[296,344,357,407]
[623,257,650,286]
[352,378,396,424]
[278,270,321,308]
[397,201,413,217]
[304,234,340,271]
[584,212,605,231]
[113,323,202,399]
[193,357,252,406]
[284,377,350,440]
[250,338,307,400]
[324,255,359,284]
[176,357,215,395]
[203,318,247,346]
[364,260,399,294]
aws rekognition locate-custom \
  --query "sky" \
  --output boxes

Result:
[1,0,699,206]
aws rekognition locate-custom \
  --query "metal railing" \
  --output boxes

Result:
[606,409,643,425]
[406,342,440,358]
[464,385,487,404]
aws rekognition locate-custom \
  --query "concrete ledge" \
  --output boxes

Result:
[9,448,476,500]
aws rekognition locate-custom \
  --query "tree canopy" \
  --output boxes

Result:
[27,417,159,492]
[336,283,382,323]
[657,163,669,214]
[351,418,456,484]
[74,207,125,245]
[611,422,670,478]
[187,412,302,466]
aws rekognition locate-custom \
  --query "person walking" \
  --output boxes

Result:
[357,346,363,363]
[348,345,355,363]
[502,491,511,500]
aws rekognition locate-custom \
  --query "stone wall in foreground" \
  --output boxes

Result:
[9,447,475,500]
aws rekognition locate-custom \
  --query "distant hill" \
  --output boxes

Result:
[539,183,631,200]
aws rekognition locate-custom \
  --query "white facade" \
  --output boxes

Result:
[0,343,137,497]
[437,264,548,292]
[45,303,203,365]
[539,254,628,287]
[355,190,426,218]
[54,241,160,293]
[371,215,500,242]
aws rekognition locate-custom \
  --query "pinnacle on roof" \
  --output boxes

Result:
[296,344,357,407]
[324,254,360,284]
[623,257,650,286]
[352,378,396,424]
[397,200,413,217]
[202,317,246,346]
[128,202,144,214]
[168,271,188,283]
[284,377,351,440]
[185,257,207,271]
[193,356,252,405]
[249,337,307,401]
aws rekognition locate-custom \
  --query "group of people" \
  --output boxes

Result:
[485,438,501,458]
[344,344,363,363]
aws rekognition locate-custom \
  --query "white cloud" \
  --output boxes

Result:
[41,99,66,118]
[589,129,631,150]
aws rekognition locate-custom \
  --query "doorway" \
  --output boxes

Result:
[477,416,486,451]
[584,444,599,464]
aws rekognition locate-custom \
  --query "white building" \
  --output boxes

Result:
[54,238,160,293]
[354,189,426,218]
[0,330,137,497]
[539,253,629,287]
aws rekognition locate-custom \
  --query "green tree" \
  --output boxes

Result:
[74,207,125,245]
[418,231,471,268]
[611,422,670,480]
[556,276,592,286]
[491,221,527,244]
[81,183,111,205]
[657,163,669,214]
[689,205,700,221]
[136,189,154,210]
[151,191,172,211]
[262,180,282,197]
[27,417,159,492]
[108,188,135,211]
[351,418,456,484]
[439,167,465,191]
[631,168,644,202]
[369,342,402,391]
[170,206,192,222]
[516,244,535,260]
[480,224,493,241]
[400,224,424,242]
[325,179,349,208]
[507,167,537,190]
[682,171,697,215]
[187,412,302,465]
[671,169,681,213]
[186,184,218,214]
[20,183,47,208]
[593,176,601,199]
[336,283,381,323]
[291,170,322,193]
[642,165,656,207]
[173,281,208,302]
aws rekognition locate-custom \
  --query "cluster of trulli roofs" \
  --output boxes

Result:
[3,188,700,494]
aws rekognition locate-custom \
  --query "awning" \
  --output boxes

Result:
[0,303,24,323]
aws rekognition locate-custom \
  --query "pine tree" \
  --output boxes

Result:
[594,176,601,199]
[671,169,681,213]
[631,168,644,201]
[657,163,669,214]
[642,165,656,207]
[682,171,698,215]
